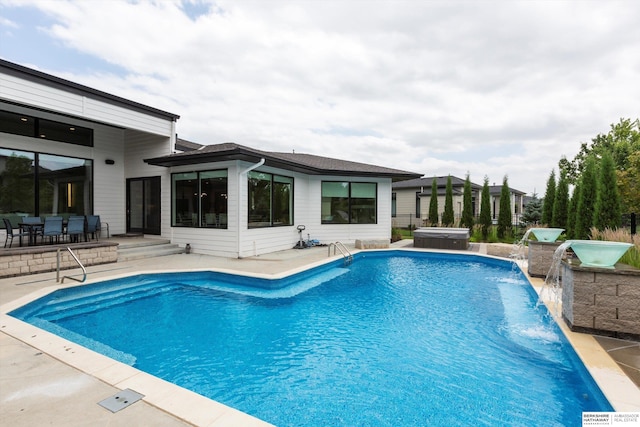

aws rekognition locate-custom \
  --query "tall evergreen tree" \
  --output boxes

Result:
[461,173,474,230]
[575,156,598,239]
[428,178,439,226]
[479,176,492,240]
[521,192,542,226]
[552,171,569,229]
[442,175,455,226]
[541,170,556,225]
[594,151,622,230]
[497,175,512,239]
[566,181,580,239]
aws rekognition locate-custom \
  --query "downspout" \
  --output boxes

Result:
[237,158,265,258]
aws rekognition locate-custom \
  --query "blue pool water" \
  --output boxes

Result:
[11,251,612,426]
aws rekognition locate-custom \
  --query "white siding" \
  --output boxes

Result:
[1,73,174,136]
[92,125,126,235]
[166,161,394,258]
[1,91,175,237]
[168,161,239,258]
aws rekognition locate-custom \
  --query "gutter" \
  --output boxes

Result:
[237,158,265,257]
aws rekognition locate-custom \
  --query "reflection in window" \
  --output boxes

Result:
[0,110,93,147]
[0,148,93,225]
[248,171,293,228]
[38,154,92,217]
[321,181,377,224]
[0,149,35,225]
[172,170,228,228]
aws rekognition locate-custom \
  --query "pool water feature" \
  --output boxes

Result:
[539,241,573,315]
[568,240,633,268]
[11,251,612,426]
[529,228,565,242]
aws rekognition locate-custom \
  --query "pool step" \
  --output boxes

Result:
[117,239,184,262]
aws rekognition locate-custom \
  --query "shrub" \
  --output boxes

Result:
[589,227,640,269]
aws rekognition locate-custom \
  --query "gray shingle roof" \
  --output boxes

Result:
[175,138,203,152]
[393,176,481,190]
[146,142,421,181]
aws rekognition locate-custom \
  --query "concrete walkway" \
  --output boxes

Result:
[1,239,638,426]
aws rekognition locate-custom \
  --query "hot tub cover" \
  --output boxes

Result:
[414,227,470,238]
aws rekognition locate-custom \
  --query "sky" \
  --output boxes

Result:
[1,0,639,196]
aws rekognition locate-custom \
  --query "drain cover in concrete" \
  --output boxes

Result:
[98,388,145,413]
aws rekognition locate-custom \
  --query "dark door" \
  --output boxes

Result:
[126,177,161,235]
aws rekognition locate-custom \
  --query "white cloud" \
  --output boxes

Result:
[2,0,639,194]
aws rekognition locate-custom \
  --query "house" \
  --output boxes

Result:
[391,176,525,228]
[1,59,420,258]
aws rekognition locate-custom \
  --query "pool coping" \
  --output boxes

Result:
[1,248,638,427]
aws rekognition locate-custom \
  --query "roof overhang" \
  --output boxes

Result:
[145,145,421,181]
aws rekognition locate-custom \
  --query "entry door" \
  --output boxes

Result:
[126,177,161,235]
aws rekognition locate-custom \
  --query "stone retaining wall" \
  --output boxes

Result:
[0,242,118,278]
[528,240,562,277]
[561,261,640,340]
[355,239,389,249]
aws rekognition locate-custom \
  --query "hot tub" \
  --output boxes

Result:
[414,227,470,250]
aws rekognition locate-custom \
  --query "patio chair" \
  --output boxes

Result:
[86,215,100,240]
[66,216,85,243]
[42,216,64,244]
[3,218,29,248]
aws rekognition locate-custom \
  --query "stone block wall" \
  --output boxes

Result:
[561,261,640,339]
[355,239,389,249]
[0,242,118,278]
[528,240,562,277]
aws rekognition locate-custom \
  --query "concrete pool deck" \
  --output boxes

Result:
[1,239,639,426]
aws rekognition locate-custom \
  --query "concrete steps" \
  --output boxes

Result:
[117,239,184,262]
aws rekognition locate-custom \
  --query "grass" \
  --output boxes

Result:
[590,227,640,269]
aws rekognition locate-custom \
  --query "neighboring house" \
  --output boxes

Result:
[391,176,525,227]
[1,59,420,257]
[488,184,526,225]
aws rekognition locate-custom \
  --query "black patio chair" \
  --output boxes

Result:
[3,217,29,248]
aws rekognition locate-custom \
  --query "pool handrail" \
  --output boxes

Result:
[328,241,353,265]
[57,247,87,284]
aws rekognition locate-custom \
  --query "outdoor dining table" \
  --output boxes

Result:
[18,219,70,246]
[18,222,44,246]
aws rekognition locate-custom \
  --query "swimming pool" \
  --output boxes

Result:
[10,251,612,426]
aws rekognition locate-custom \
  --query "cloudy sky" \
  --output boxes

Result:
[1,0,639,195]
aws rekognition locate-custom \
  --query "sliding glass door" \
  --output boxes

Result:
[126,177,160,235]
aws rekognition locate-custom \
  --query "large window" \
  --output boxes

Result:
[0,110,93,147]
[0,148,93,225]
[172,170,228,228]
[248,171,293,228]
[321,181,377,224]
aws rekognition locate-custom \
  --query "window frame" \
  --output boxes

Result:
[247,171,294,228]
[0,110,94,147]
[171,169,228,228]
[0,147,94,220]
[321,181,378,225]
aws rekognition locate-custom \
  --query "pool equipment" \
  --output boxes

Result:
[294,225,306,249]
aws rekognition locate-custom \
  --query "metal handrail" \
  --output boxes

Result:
[57,247,87,283]
[328,241,353,265]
